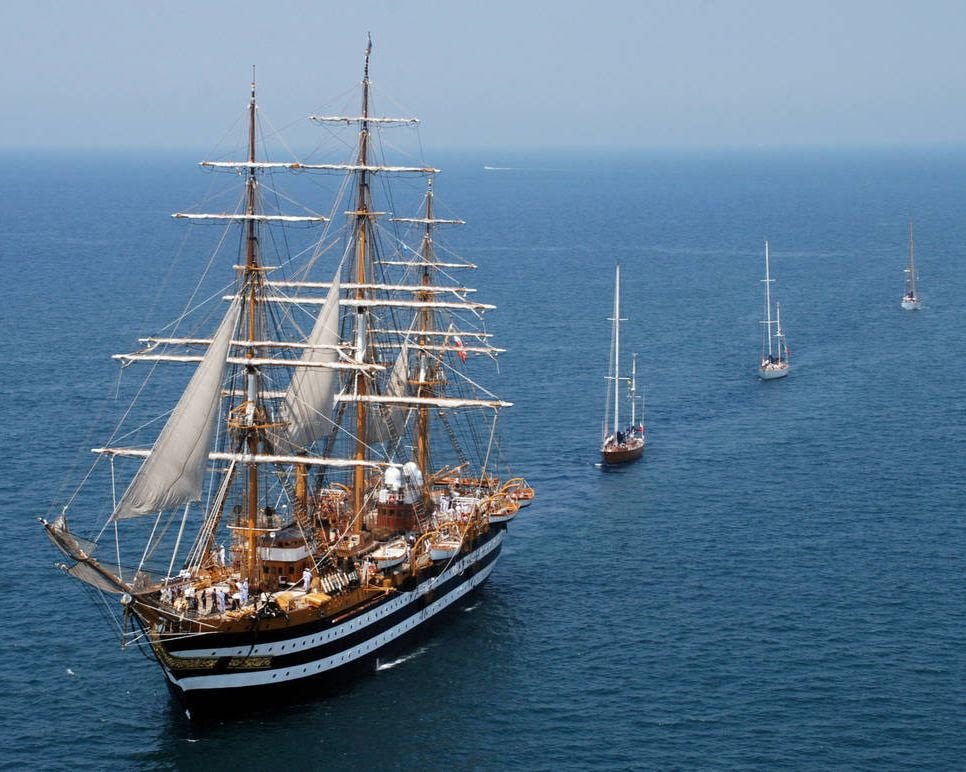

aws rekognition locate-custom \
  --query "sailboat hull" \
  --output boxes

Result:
[601,437,645,465]
[759,363,789,380]
[901,298,921,311]
[143,528,505,717]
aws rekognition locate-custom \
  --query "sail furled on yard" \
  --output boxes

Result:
[282,274,341,450]
[112,298,241,520]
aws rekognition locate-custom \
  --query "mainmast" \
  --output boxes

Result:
[351,36,374,526]
[242,72,262,583]
[612,265,622,435]
[762,239,774,358]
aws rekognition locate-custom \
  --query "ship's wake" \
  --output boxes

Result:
[376,646,429,671]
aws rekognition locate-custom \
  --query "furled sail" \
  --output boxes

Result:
[112,298,241,519]
[281,274,341,450]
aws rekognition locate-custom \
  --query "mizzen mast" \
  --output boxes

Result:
[416,184,436,473]
[391,182,467,475]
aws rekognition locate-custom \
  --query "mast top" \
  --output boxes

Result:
[364,33,373,81]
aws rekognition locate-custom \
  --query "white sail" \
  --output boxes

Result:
[172,213,328,222]
[114,353,375,370]
[112,298,240,519]
[264,280,476,294]
[370,345,410,447]
[338,394,511,409]
[309,115,420,125]
[94,447,384,469]
[380,260,476,269]
[223,295,493,312]
[281,274,342,450]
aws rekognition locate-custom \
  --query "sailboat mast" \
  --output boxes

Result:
[775,303,784,360]
[415,182,435,472]
[908,219,918,298]
[763,239,774,358]
[613,265,621,435]
[630,353,637,428]
[243,72,261,583]
[352,37,373,526]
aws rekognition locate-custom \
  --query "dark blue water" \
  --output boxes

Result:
[2,147,965,769]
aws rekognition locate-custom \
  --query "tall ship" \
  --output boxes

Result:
[41,40,531,718]
[600,265,645,465]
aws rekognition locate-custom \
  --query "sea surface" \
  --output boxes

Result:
[1,146,964,770]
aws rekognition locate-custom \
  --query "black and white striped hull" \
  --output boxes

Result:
[151,527,505,714]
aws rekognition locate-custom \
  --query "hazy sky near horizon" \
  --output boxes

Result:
[2,0,965,150]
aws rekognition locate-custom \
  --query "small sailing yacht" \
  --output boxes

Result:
[601,265,645,465]
[759,240,790,380]
[901,220,921,310]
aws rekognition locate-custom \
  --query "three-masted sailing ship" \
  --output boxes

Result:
[600,265,645,465]
[41,41,532,717]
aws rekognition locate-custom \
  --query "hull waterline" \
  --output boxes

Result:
[759,363,789,380]
[147,528,505,717]
[601,439,645,466]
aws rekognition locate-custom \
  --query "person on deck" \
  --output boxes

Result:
[302,567,312,592]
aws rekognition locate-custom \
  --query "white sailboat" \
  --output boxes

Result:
[901,219,921,310]
[601,265,645,465]
[759,240,790,380]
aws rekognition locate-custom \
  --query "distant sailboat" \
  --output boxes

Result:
[901,220,921,310]
[759,240,790,380]
[601,265,645,465]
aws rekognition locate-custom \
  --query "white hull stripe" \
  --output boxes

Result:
[163,531,504,692]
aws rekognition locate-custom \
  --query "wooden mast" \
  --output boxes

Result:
[243,71,261,583]
[612,265,621,437]
[352,36,373,530]
[415,181,434,473]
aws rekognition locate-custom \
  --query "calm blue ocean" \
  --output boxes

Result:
[1,146,964,770]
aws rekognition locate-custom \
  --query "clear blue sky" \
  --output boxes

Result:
[2,0,965,149]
